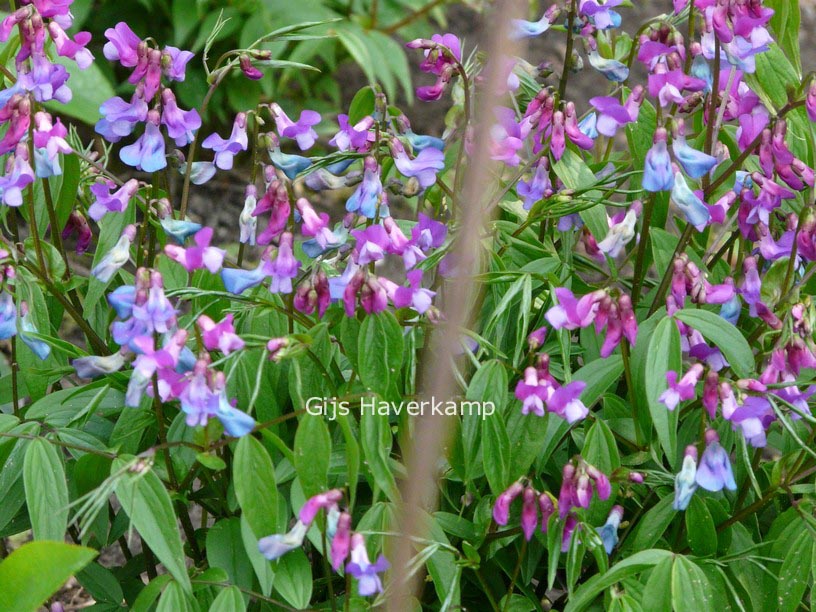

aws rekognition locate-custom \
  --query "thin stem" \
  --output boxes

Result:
[631,193,655,307]
[179,79,222,218]
[26,137,47,275]
[557,0,578,103]
[648,224,694,316]
[9,336,19,416]
[501,538,527,612]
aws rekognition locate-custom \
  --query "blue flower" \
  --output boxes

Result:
[346,157,382,218]
[588,50,629,82]
[578,112,599,139]
[72,353,126,379]
[510,12,555,40]
[672,135,718,179]
[221,264,269,295]
[673,446,698,510]
[120,117,167,172]
[19,307,51,360]
[269,149,312,180]
[643,131,674,192]
[258,520,309,561]
[596,506,624,554]
[691,55,713,92]
[0,292,17,340]
[216,396,255,437]
[161,219,203,244]
[671,172,711,231]
[719,295,741,325]
[405,131,445,152]
[695,430,737,492]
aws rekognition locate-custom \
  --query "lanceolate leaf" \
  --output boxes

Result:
[674,308,754,378]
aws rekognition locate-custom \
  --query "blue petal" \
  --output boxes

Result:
[221,266,267,294]
[217,405,256,437]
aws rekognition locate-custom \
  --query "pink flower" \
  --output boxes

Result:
[164,227,225,273]
[197,314,244,355]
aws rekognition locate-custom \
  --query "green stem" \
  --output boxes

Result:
[557,0,578,103]
[631,193,655,307]
[179,78,222,218]
[502,538,527,612]
[381,0,448,34]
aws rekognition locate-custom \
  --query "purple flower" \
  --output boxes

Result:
[695,429,737,491]
[132,270,177,334]
[164,227,225,273]
[120,110,166,172]
[19,53,72,103]
[32,112,71,177]
[587,48,629,81]
[580,0,622,29]
[331,512,352,571]
[88,179,139,222]
[0,292,15,340]
[330,114,375,152]
[160,88,201,146]
[643,128,674,192]
[545,288,604,330]
[548,381,589,423]
[47,22,93,69]
[91,225,136,282]
[597,207,638,257]
[270,103,321,151]
[515,367,552,417]
[202,112,248,170]
[659,364,704,411]
[162,46,194,81]
[297,197,338,251]
[387,270,435,314]
[346,157,382,218]
[0,150,35,207]
[590,93,638,137]
[520,487,539,541]
[493,482,523,525]
[96,91,149,143]
[351,225,389,265]
[390,138,445,188]
[298,489,343,526]
[517,159,553,210]
[347,534,389,597]
[729,396,773,447]
[268,232,301,294]
[673,445,698,510]
[103,22,141,67]
[489,107,528,167]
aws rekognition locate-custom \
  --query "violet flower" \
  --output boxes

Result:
[510,5,560,40]
[160,88,201,146]
[270,103,321,151]
[0,292,15,340]
[351,225,389,266]
[346,534,389,597]
[346,157,382,218]
[493,482,523,525]
[517,159,552,210]
[671,172,712,231]
[643,128,674,192]
[695,429,737,492]
[390,138,445,188]
[88,179,139,222]
[545,288,604,330]
[72,352,126,379]
[120,109,166,172]
[202,112,248,170]
[197,314,244,355]
[388,270,436,315]
[258,520,309,561]
[330,114,375,152]
[0,149,35,207]
[268,232,301,294]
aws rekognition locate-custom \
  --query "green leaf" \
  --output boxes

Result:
[777,530,813,612]
[113,458,191,593]
[685,496,717,557]
[640,556,673,611]
[358,311,404,397]
[674,308,754,378]
[671,556,712,608]
[360,410,400,501]
[623,495,675,552]
[467,360,507,484]
[273,549,312,609]
[234,436,279,539]
[0,541,96,611]
[643,316,682,464]
[565,549,674,611]
[206,518,255,594]
[156,581,196,612]
[294,414,331,498]
[572,355,624,409]
[209,585,246,612]
[348,86,376,124]
[766,0,801,74]
[23,438,69,541]
[553,149,608,241]
[131,575,173,612]
[482,414,510,494]
[56,153,81,229]
[240,515,275,597]
[76,562,124,606]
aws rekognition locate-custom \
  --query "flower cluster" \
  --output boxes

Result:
[493,457,622,554]
[96,22,198,173]
[258,489,389,597]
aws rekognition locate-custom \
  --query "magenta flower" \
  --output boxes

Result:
[493,482,523,525]
[62,210,92,254]
[254,181,291,246]
[331,512,352,571]
[490,107,528,166]
[103,22,141,66]
[515,367,552,417]
[351,225,389,265]
[164,227,225,273]
[545,288,604,330]
[298,489,343,525]
[388,270,436,314]
[47,21,93,68]
[548,381,589,423]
